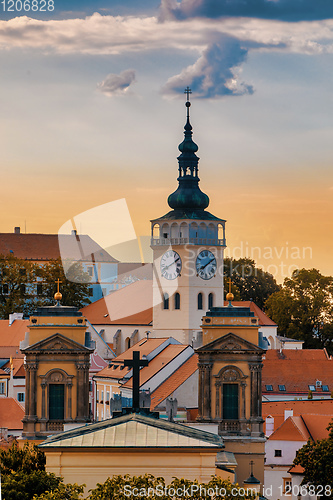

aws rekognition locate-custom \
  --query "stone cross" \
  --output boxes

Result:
[124,351,148,410]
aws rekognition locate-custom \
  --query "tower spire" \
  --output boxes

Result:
[167,87,209,212]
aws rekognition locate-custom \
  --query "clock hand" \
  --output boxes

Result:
[199,258,215,271]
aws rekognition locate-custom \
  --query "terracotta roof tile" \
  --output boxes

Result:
[0,398,24,429]
[269,416,310,441]
[2,358,25,377]
[0,347,24,359]
[150,354,198,410]
[95,338,168,378]
[122,344,189,389]
[0,320,29,348]
[81,280,153,325]
[224,301,276,326]
[302,414,332,441]
[288,464,305,474]
[263,349,333,393]
[263,399,333,434]
[0,233,117,262]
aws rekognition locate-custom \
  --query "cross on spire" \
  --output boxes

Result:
[184,86,192,101]
[227,277,232,294]
[55,278,62,294]
[124,351,148,411]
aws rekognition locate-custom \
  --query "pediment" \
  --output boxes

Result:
[22,333,92,354]
[196,332,264,353]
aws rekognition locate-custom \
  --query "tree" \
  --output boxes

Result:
[293,420,333,494]
[87,474,256,500]
[0,255,43,319]
[0,443,84,500]
[265,268,333,351]
[0,256,91,319]
[224,257,280,309]
[40,258,91,309]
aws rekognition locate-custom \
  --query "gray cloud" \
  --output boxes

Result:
[159,0,333,22]
[97,69,136,96]
[162,35,254,98]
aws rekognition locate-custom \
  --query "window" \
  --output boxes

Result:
[49,384,64,420]
[106,391,110,402]
[163,293,169,310]
[0,382,5,394]
[17,392,25,402]
[88,288,94,297]
[265,385,273,391]
[308,385,316,391]
[101,391,104,403]
[208,293,214,309]
[322,385,329,392]
[283,478,292,495]
[96,390,99,402]
[197,293,203,310]
[223,384,238,420]
[37,284,43,296]
[174,292,180,310]
[89,381,92,392]
[87,266,94,277]
[278,385,286,391]
[275,449,282,457]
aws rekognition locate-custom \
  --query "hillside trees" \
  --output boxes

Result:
[265,268,333,351]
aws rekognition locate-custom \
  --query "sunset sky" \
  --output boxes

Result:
[1,0,333,282]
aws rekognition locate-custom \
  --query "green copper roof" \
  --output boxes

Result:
[205,305,255,318]
[39,412,223,449]
[151,209,225,222]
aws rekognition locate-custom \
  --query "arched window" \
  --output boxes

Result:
[174,292,180,310]
[197,293,203,310]
[163,293,169,310]
[208,293,214,309]
[125,337,131,350]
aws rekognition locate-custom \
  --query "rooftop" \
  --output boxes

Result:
[39,412,223,449]
[0,398,24,430]
[81,280,153,325]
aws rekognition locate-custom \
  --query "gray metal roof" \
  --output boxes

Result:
[40,412,223,449]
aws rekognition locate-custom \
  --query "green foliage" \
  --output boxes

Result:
[2,471,62,500]
[33,483,85,500]
[265,268,333,351]
[294,421,333,491]
[224,257,280,309]
[0,442,46,475]
[0,255,91,319]
[40,258,91,309]
[88,474,256,500]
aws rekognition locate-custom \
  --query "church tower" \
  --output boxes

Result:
[20,288,94,440]
[196,289,266,488]
[151,89,226,345]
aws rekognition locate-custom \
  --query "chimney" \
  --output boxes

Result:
[71,229,77,236]
[265,416,275,437]
[9,313,24,325]
[284,409,293,420]
[14,227,20,234]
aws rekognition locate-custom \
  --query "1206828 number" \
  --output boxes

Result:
[1,0,54,11]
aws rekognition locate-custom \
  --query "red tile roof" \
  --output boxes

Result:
[95,338,168,378]
[0,233,117,262]
[262,349,333,393]
[2,358,25,377]
[269,414,331,442]
[0,347,24,359]
[288,464,304,474]
[0,398,24,430]
[224,301,276,326]
[81,280,153,325]
[263,399,333,433]
[150,354,198,410]
[0,320,29,348]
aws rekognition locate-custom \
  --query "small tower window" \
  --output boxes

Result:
[174,292,180,310]
[163,293,169,310]
[198,293,203,310]
[208,293,214,309]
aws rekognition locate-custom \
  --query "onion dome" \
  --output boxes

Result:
[167,87,210,211]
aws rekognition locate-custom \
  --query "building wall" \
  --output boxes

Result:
[45,448,221,495]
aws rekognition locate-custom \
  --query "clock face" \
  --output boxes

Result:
[196,250,217,280]
[160,250,182,280]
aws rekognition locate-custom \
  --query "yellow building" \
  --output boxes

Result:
[20,296,94,439]
[196,300,266,489]
[40,412,232,494]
